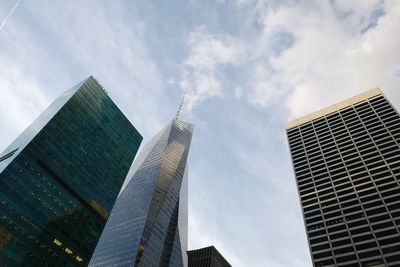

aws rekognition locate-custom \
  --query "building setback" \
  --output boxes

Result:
[89,118,194,267]
[188,246,231,267]
[0,76,142,266]
[285,88,400,266]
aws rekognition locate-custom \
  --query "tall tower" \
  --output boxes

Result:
[89,117,194,267]
[0,76,142,266]
[286,88,400,266]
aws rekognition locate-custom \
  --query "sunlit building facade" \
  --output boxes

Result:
[188,246,231,267]
[0,76,142,266]
[89,118,194,267]
[286,88,400,266]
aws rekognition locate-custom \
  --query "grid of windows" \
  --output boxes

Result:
[188,246,232,267]
[287,92,400,267]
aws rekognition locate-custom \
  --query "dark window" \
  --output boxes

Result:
[363,200,383,209]
[375,229,398,238]
[350,226,371,236]
[369,214,391,223]
[310,236,328,245]
[382,244,400,254]
[348,219,368,228]
[366,207,387,216]
[355,241,377,251]
[371,221,394,231]
[330,231,349,240]
[311,243,331,252]
[353,234,374,243]
[313,251,333,259]
[332,239,352,247]
[315,259,335,266]
[328,224,347,233]
[386,254,400,263]
[336,254,357,263]
[358,249,381,259]
[334,246,354,255]
[309,229,326,238]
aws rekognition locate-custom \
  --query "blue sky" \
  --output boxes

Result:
[1,0,400,266]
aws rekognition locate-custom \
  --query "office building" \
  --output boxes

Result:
[0,76,142,265]
[286,88,400,266]
[188,246,231,267]
[89,117,194,267]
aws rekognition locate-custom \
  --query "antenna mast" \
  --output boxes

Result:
[175,92,186,119]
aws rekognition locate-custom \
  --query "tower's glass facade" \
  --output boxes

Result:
[89,118,194,267]
[286,89,400,266]
[0,77,142,266]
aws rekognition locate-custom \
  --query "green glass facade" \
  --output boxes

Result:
[0,77,142,266]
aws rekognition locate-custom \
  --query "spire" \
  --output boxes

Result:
[175,92,185,119]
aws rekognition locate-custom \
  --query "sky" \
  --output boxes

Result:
[1,0,400,266]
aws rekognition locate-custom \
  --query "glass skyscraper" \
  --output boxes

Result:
[0,76,142,266]
[286,88,400,266]
[89,118,194,267]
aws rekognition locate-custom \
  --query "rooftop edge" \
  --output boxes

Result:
[284,88,383,130]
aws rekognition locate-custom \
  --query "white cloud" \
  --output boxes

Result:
[286,0,399,118]
[241,0,400,118]
[179,27,243,110]
[185,28,241,71]
[247,63,288,107]
[179,1,393,113]
[334,0,384,31]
